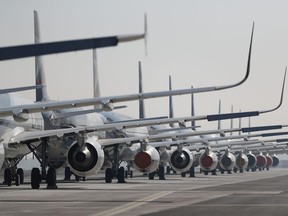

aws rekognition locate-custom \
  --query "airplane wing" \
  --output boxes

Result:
[0,24,256,119]
[0,85,43,94]
[0,14,147,61]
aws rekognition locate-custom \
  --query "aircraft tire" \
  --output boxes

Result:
[105,168,113,183]
[31,168,41,189]
[181,172,186,177]
[158,165,165,180]
[4,168,12,186]
[17,168,24,184]
[117,167,126,183]
[64,167,71,180]
[46,167,57,188]
[15,174,20,186]
[148,172,155,180]
[166,166,171,174]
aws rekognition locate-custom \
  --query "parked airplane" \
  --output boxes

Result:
[1,15,282,189]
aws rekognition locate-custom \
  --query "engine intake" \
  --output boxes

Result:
[199,148,218,171]
[246,152,257,170]
[235,152,248,169]
[272,155,280,167]
[219,150,235,171]
[265,155,273,168]
[67,137,104,177]
[132,145,159,173]
[256,154,267,168]
[169,147,193,173]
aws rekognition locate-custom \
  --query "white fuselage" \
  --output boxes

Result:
[0,94,44,169]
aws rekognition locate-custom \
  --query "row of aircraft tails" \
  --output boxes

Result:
[0,11,287,188]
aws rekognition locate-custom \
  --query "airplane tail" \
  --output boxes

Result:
[34,10,49,102]
[230,105,234,136]
[169,76,174,127]
[191,86,196,129]
[138,61,146,119]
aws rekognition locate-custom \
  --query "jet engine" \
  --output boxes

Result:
[132,145,160,173]
[67,136,104,177]
[272,155,280,167]
[219,149,235,171]
[0,143,5,169]
[265,155,273,169]
[256,153,267,169]
[169,147,193,173]
[235,151,248,170]
[199,147,218,171]
[246,151,257,170]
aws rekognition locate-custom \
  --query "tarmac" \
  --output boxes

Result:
[0,168,288,216]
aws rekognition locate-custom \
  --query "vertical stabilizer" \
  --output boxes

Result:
[93,49,102,109]
[230,105,234,136]
[238,109,242,135]
[248,117,251,135]
[217,100,222,130]
[138,61,145,119]
[34,10,49,102]
[93,49,100,98]
[191,86,196,129]
[169,76,174,127]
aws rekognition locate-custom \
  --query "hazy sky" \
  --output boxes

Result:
[1,0,288,132]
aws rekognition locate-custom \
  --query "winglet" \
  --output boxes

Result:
[259,66,286,114]
[215,22,254,90]
[117,14,147,44]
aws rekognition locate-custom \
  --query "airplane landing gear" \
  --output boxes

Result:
[27,138,58,189]
[3,166,24,187]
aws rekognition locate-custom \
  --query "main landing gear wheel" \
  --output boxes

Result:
[17,168,24,184]
[46,168,57,189]
[64,167,72,181]
[166,166,171,174]
[105,168,113,183]
[15,174,20,186]
[4,168,12,186]
[117,167,126,183]
[148,172,155,180]
[181,172,186,177]
[31,168,41,189]
[158,166,165,180]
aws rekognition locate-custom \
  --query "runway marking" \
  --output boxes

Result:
[90,191,174,216]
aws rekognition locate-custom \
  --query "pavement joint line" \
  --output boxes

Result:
[89,191,174,216]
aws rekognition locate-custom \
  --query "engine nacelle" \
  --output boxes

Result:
[132,145,160,173]
[219,150,236,171]
[272,155,280,167]
[256,154,267,169]
[246,152,257,170]
[67,137,104,177]
[199,148,218,171]
[169,147,193,173]
[0,143,5,170]
[265,155,273,169]
[235,151,248,170]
